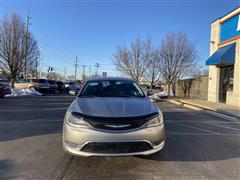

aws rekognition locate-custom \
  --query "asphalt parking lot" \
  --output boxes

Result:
[0,96,239,180]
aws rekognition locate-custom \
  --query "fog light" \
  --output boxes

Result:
[153,140,162,146]
[65,141,79,149]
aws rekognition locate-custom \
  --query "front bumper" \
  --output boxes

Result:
[49,87,57,91]
[39,86,50,92]
[0,87,11,95]
[63,122,165,157]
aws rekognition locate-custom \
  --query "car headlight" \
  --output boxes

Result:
[66,112,92,128]
[145,112,164,127]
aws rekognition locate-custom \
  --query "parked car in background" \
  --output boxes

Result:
[47,80,58,93]
[65,82,82,95]
[56,81,65,93]
[64,82,76,92]
[64,81,81,92]
[0,78,11,98]
[69,88,80,96]
[63,77,165,156]
[15,78,50,92]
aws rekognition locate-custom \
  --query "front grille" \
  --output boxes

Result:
[71,112,159,131]
[81,141,152,154]
[88,120,147,131]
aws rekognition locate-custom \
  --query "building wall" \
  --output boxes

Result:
[227,39,240,107]
[176,76,208,100]
[207,8,240,107]
[208,20,221,102]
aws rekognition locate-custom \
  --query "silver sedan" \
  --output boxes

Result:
[63,77,165,156]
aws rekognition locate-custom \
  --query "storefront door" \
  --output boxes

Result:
[219,65,234,103]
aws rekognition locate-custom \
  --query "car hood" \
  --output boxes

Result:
[0,82,9,87]
[73,97,158,117]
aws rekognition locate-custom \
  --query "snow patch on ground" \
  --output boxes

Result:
[159,91,173,97]
[150,91,173,100]
[6,88,42,96]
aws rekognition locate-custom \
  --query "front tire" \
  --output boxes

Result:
[29,86,37,91]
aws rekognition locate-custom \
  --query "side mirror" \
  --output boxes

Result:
[147,90,154,96]
[75,89,80,96]
[69,89,79,96]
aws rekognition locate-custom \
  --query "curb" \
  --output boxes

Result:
[168,99,183,105]
[205,110,240,122]
[183,104,204,111]
[166,99,239,121]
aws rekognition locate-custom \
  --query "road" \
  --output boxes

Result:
[0,96,239,180]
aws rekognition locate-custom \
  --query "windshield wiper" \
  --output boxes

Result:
[116,95,133,97]
[79,95,97,98]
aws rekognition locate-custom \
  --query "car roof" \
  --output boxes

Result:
[87,77,135,82]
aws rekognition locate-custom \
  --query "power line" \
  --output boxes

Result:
[24,8,31,78]
[39,47,43,78]
[88,65,92,77]
[0,0,3,26]
[64,66,67,80]
[73,56,79,81]
[95,63,100,76]
[82,65,86,80]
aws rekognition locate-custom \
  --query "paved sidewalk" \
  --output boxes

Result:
[169,99,240,119]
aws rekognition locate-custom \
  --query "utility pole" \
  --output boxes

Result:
[73,56,79,81]
[39,47,42,78]
[64,66,67,81]
[88,65,92,77]
[95,63,100,77]
[0,0,3,26]
[82,65,86,80]
[24,8,31,78]
[35,57,38,78]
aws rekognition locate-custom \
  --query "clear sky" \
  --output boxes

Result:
[1,0,239,78]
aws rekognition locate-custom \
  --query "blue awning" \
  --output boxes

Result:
[206,43,236,65]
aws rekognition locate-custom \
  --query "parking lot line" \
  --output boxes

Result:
[166,130,175,133]
[166,132,240,136]
[166,120,240,124]
[200,122,240,131]
[1,107,67,112]
[0,119,63,124]
[167,121,219,135]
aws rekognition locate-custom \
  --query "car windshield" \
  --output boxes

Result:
[0,79,9,83]
[31,79,39,83]
[48,80,56,84]
[39,79,47,83]
[57,81,63,85]
[79,80,145,98]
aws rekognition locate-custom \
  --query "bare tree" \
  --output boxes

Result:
[0,12,39,87]
[67,75,76,81]
[191,67,209,78]
[158,32,198,95]
[47,72,64,80]
[27,58,39,78]
[144,50,162,90]
[113,38,152,83]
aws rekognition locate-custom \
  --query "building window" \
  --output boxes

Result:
[223,65,234,91]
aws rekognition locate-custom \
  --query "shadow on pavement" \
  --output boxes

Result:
[0,121,63,142]
[0,98,239,162]
[0,160,13,179]
[138,133,240,161]
[0,95,74,142]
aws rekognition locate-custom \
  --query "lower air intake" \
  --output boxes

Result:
[81,141,152,154]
